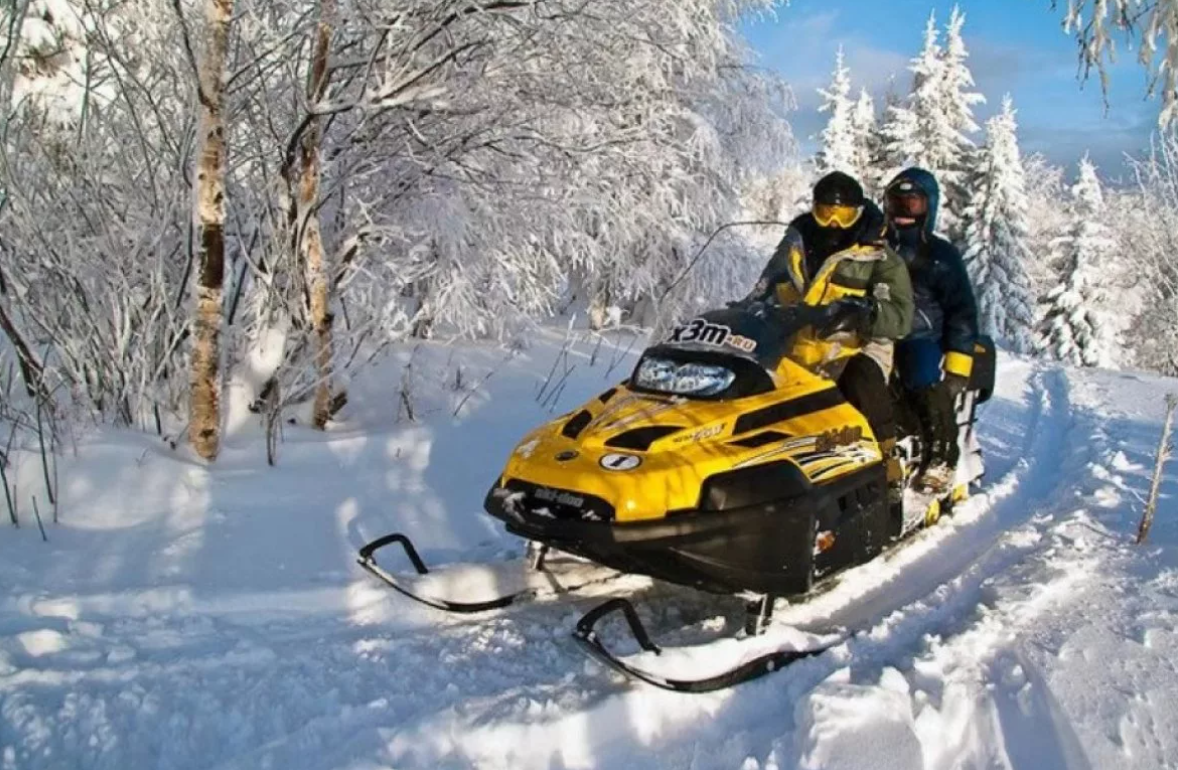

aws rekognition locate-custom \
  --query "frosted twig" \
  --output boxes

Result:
[1138,393,1178,544]
[31,495,47,542]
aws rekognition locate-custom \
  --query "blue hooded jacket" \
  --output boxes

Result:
[885,168,979,390]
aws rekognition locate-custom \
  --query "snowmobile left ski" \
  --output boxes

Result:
[356,534,625,613]
[358,299,995,691]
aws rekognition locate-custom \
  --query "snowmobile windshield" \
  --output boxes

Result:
[632,302,821,400]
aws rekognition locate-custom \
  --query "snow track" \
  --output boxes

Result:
[2,349,1177,770]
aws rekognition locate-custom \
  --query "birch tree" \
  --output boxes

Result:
[188,0,234,459]
[296,0,335,429]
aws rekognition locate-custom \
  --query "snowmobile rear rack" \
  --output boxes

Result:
[572,597,832,693]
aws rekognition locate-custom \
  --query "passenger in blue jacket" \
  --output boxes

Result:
[883,168,979,491]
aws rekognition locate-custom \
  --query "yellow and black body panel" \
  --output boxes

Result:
[484,355,891,596]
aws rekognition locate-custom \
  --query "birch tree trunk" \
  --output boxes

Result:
[189,0,234,460]
[301,0,335,429]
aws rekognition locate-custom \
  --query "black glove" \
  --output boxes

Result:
[816,297,875,338]
[939,371,969,403]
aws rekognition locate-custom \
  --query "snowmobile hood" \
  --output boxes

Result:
[888,167,940,236]
[493,378,881,524]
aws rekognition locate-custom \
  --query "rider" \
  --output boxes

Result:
[749,171,914,490]
[882,168,979,492]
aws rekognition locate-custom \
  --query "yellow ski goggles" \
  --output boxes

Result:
[812,203,863,229]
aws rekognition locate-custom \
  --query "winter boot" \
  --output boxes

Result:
[916,463,954,495]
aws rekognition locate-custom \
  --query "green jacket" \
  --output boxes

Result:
[754,205,915,370]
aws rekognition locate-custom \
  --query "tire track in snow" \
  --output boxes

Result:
[789,364,1075,636]
[785,366,1079,663]
[772,365,1110,770]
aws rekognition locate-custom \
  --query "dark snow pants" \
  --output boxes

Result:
[836,353,897,444]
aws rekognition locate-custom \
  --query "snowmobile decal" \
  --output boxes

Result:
[534,486,585,509]
[668,318,757,354]
[672,424,726,444]
[599,453,642,471]
[733,436,822,469]
[585,393,676,434]
[814,425,864,452]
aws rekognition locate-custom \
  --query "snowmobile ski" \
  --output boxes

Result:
[572,597,833,693]
[357,533,623,613]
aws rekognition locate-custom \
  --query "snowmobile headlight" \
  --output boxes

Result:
[635,358,735,397]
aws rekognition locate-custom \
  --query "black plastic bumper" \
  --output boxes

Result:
[485,484,811,595]
[485,463,888,597]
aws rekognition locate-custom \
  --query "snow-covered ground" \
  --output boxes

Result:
[2,328,1177,770]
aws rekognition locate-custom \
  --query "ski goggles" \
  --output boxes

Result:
[884,190,929,220]
[812,203,863,229]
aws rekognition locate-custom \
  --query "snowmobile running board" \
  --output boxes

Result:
[357,533,624,614]
[572,597,833,693]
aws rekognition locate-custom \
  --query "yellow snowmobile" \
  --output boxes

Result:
[358,300,994,691]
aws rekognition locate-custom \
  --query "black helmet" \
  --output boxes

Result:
[813,171,865,208]
[812,171,865,229]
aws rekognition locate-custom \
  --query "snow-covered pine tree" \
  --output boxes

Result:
[1122,129,1178,374]
[851,88,880,195]
[962,95,1036,353]
[1022,153,1071,303]
[880,14,938,177]
[880,7,983,240]
[1039,156,1121,368]
[936,5,986,240]
[815,47,857,177]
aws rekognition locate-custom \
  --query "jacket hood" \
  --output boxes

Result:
[887,167,940,236]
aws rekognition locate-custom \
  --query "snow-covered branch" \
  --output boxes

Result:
[1053,0,1178,125]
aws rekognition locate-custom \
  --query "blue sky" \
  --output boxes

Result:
[740,0,1165,179]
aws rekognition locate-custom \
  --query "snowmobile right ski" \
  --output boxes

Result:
[357,533,624,613]
[572,597,834,693]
